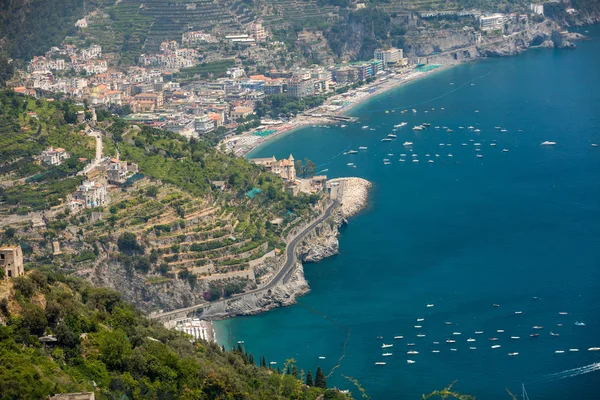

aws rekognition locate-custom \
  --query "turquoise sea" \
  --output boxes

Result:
[217,25,600,399]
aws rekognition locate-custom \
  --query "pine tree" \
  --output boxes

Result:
[292,365,299,378]
[306,370,314,386]
[315,366,327,389]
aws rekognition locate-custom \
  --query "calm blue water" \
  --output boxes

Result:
[217,25,600,399]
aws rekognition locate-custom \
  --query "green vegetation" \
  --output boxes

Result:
[255,94,327,119]
[0,90,95,212]
[0,0,116,61]
[172,60,236,82]
[0,270,351,399]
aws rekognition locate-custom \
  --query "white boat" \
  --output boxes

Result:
[369,128,375,131]
[417,318,424,322]
[474,129,481,133]
[541,141,557,146]
[514,311,523,314]
[407,343,416,346]
[491,345,501,349]
[399,159,405,162]
[394,122,408,128]
[475,331,483,335]
[381,344,393,348]
[375,362,386,365]
[453,332,462,336]
[412,109,417,113]
[550,331,560,337]
[347,150,358,154]
[447,154,453,157]
[450,348,457,352]
[428,160,434,163]
[575,321,586,326]
[559,312,568,315]
[384,161,391,165]
[445,322,452,325]
[387,134,398,138]
[489,338,499,341]
[362,126,369,130]
[476,154,483,158]
[569,349,579,352]
[318,356,326,359]
[592,144,599,147]
[381,138,392,142]
[403,141,413,146]
[588,347,600,351]
[508,352,519,356]
[359,146,368,150]
[400,153,407,157]
[467,338,476,342]
[469,347,477,350]
[532,326,544,329]
[414,325,422,329]
[490,143,497,146]
[407,350,419,355]
[555,350,565,354]
[497,330,505,333]
[412,159,419,163]
[341,125,347,128]
[394,336,404,339]
[511,336,520,340]
[500,129,507,132]
[407,360,416,364]
[417,334,426,338]
[433,342,440,345]
[432,350,440,353]
[347,163,354,166]
[382,353,393,356]
[412,126,424,131]
[269,361,277,365]
[462,143,468,146]
[502,148,509,152]
[474,143,481,146]
[446,339,456,343]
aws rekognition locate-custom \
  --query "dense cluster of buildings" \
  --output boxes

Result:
[15,25,411,142]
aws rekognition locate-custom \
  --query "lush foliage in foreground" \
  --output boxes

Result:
[0,270,350,399]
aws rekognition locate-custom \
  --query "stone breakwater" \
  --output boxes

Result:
[328,177,372,219]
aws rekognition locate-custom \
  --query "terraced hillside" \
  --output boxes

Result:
[0,92,323,313]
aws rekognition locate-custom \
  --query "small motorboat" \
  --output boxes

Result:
[575,321,586,327]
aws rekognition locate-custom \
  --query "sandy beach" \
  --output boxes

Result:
[226,62,458,157]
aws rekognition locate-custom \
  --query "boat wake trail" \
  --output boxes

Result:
[538,362,600,382]
[317,143,353,170]
[296,300,351,379]
[366,68,493,113]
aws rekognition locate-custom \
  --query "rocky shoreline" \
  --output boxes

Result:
[199,178,373,319]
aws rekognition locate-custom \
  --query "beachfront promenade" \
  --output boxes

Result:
[152,200,339,324]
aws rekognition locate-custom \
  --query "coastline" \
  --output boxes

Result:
[232,62,458,158]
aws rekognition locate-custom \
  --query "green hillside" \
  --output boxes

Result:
[0,269,350,399]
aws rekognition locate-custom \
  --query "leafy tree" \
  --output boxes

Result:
[117,232,143,254]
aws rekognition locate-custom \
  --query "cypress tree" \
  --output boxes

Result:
[236,342,243,353]
[260,356,266,367]
[287,365,291,375]
[292,365,299,378]
[306,370,314,386]
[315,366,326,389]
[277,366,281,374]
[249,353,255,365]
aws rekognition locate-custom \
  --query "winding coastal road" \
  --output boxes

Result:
[151,200,339,322]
